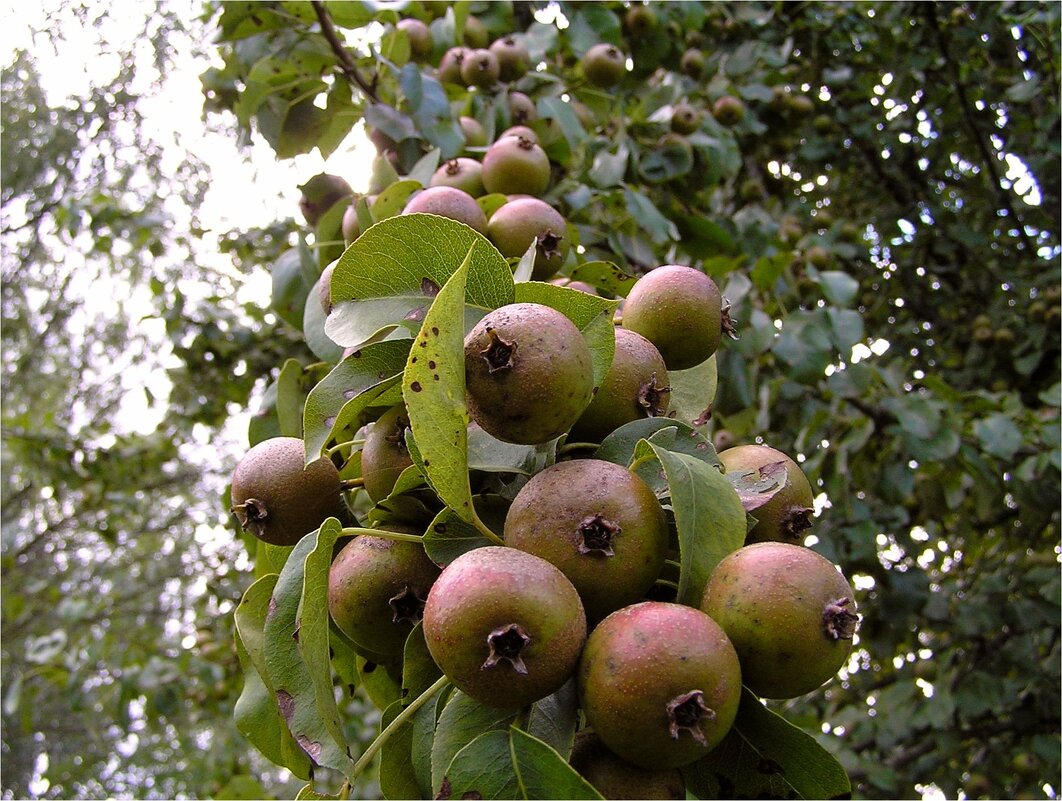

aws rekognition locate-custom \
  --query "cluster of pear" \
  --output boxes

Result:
[231,251,859,795]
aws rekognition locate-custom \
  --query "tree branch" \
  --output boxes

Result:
[311,1,380,104]
[924,3,1036,254]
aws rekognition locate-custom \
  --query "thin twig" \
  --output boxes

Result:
[311,1,380,103]
[925,3,1035,253]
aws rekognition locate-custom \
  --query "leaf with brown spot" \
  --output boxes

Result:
[234,575,312,779]
[263,526,354,774]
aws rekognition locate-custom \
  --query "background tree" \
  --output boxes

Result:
[1,6,313,798]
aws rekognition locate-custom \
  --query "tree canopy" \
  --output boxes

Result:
[2,1,1059,799]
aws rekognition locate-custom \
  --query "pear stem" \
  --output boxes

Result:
[472,513,505,546]
[341,526,424,544]
[352,676,450,778]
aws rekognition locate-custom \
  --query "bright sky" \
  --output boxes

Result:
[1,0,375,443]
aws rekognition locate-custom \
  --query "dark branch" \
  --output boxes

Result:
[924,3,1036,254]
[311,1,380,103]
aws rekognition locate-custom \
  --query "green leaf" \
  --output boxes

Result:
[595,418,715,470]
[379,700,421,801]
[431,691,517,795]
[973,413,1024,460]
[638,138,694,184]
[357,655,403,711]
[1006,76,1040,102]
[666,356,718,428]
[411,684,448,797]
[327,214,513,349]
[406,148,442,187]
[568,6,623,55]
[646,443,746,605]
[304,273,346,363]
[370,180,422,223]
[537,96,587,150]
[302,340,412,460]
[827,308,864,353]
[513,281,620,388]
[588,143,629,188]
[442,729,521,800]
[567,260,638,298]
[683,689,851,799]
[814,271,860,307]
[751,252,790,290]
[510,727,604,800]
[234,575,313,780]
[467,424,548,475]
[401,247,479,524]
[525,679,578,759]
[276,359,305,438]
[401,622,443,707]
[263,530,353,775]
[624,189,679,244]
[423,505,497,567]
[315,198,349,271]
[271,249,311,329]
[299,519,353,765]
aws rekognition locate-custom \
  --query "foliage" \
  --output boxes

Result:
[203,2,1061,798]
[0,8,309,799]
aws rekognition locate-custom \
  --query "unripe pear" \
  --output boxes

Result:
[578,602,742,769]
[230,437,346,546]
[361,405,414,503]
[621,265,726,370]
[486,197,569,281]
[423,546,587,709]
[482,135,551,196]
[328,529,440,657]
[718,444,815,544]
[701,542,859,699]
[464,303,593,444]
[504,459,668,620]
[403,186,488,235]
[570,328,669,443]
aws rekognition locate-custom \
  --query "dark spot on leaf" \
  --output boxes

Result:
[433,374,440,381]
[435,777,452,800]
[461,793,483,800]
[411,357,418,363]
[267,597,278,620]
[277,689,295,722]
[350,349,362,358]
[401,687,410,698]
[411,381,423,392]
[423,459,430,466]
[428,360,436,369]
[422,277,440,296]
[405,307,426,322]
[363,661,377,673]
[296,735,322,764]
[693,405,712,426]
[432,326,439,336]
[434,523,447,533]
